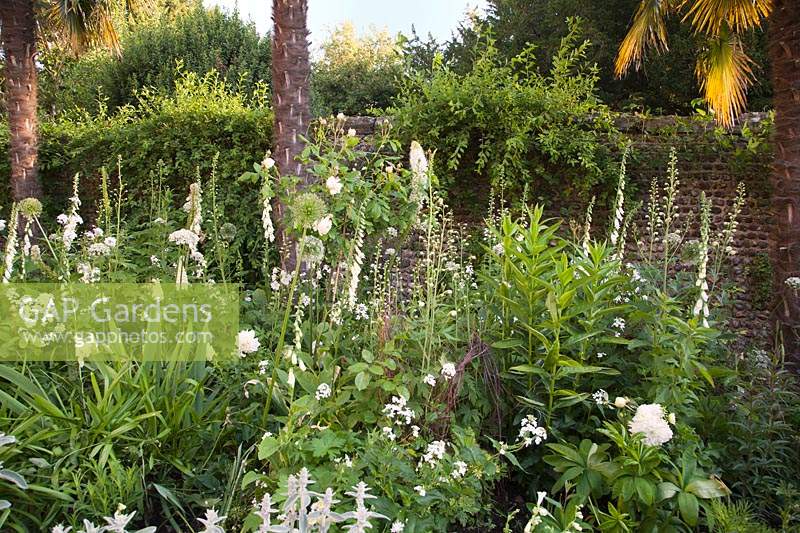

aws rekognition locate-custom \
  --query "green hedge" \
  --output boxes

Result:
[1,71,272,231]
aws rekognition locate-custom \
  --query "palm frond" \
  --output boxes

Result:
[695,27,754,127]
[48,0,150,55]
[615,0,678,77]
[680,0,771,36]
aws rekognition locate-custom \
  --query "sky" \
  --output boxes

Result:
[203,0,489,46]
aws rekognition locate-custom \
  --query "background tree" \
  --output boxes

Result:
[443,0,770,113]
[41,5,271,115]
[0,0,140,202]
[615,0,800,355]
[311,22,403,116]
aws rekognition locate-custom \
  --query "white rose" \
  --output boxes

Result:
[262,156,275,169]
[313,215,333,236]
[325,176,343,195]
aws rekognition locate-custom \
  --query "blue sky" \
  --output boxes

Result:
[203,0,489,45]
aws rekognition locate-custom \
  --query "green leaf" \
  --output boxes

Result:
[686,478,730,499]
[0,469,27,490]
[677,492,699,526]
[492,339,525,349]
[257,436,280,460]
[152,483,186,513]
[355,371,371,391]
[657,481,681,501]
[634,477,655,505]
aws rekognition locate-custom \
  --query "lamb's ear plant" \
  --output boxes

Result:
[0,432,28,524]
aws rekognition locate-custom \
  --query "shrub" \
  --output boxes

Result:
[1,69,272,267]
[42,5,272,115]
[390,19,619,209]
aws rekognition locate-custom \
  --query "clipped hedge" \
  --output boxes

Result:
[1,71,272,229]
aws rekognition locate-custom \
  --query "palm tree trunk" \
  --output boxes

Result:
[271,0,311,268]
[768,0,800,358]
[0,0,42,202]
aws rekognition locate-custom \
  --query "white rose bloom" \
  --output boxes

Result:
[237,329,261,357]
[325,176,343,195]
[313,214,333,236]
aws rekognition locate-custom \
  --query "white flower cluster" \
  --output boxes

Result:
[169,228,200,252]
[51,505,157,533]
[237,329,261,357]
[592,389,609,405]
[786,277,800,291]
[77,262,101,284]
[451,460,468,479]
[423,373,437,387]
[440,362,456,381]
[315,383,332,400]
[252,468,387,533]
[182,181,203,236]
[519,415,547,447]
[611,317,625,337]
[628,403,673,446]
[409,141,430,208]
[57,196,83,252]
[421,440,447,467]
[382,396,415,426]
[86,228,117,257]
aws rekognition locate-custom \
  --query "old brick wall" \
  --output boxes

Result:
[618,113,774,346]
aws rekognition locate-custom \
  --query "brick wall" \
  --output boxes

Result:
[346,113,776,346]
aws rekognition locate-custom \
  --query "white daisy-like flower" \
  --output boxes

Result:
[391,519,405,532]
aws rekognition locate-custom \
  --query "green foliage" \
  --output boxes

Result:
[311,23,403,116]
[1,69,271,265]
[697,349,800,527]
[42,5,271,115]
[391,20,619,207]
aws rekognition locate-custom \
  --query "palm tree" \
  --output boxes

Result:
[0,0,131,203]
[615,0,800,355]
[271,0,312,266]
